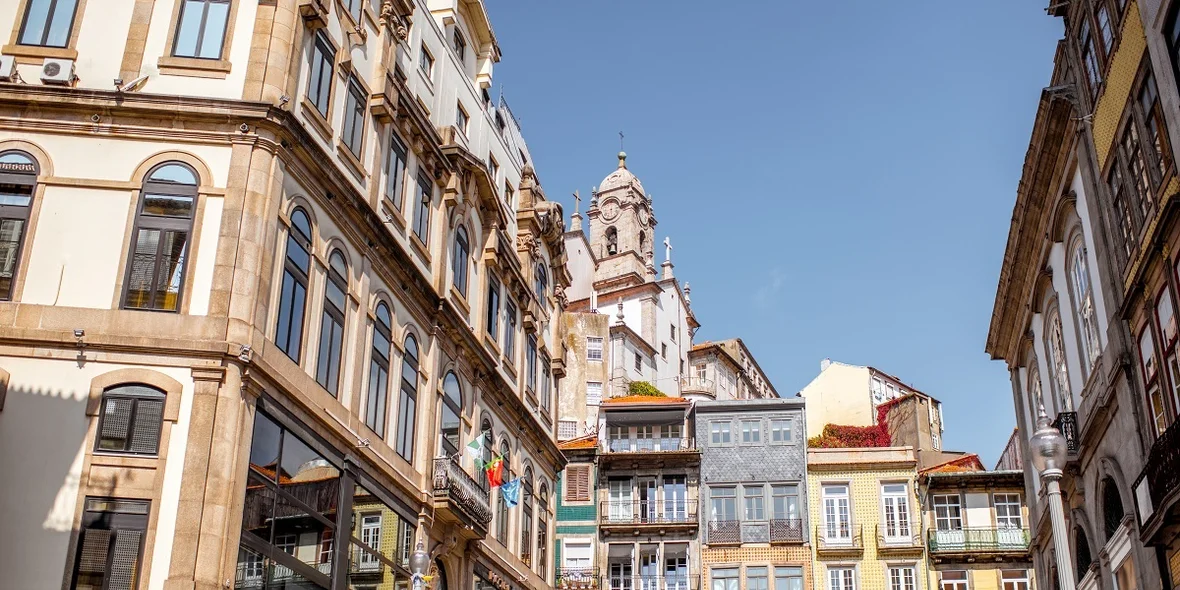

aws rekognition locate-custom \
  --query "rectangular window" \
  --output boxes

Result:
[695,364,707,381]
[71,498,150,590]
[774,567,803,590]
[741,419,762,444]
[385,134,408,209]
[771,484,800,521]
[1080,19,1101,97]
[827,568,855,590]
[456,103,469,136]
[486,277,500,341]
[587,337,603,362]
[453,28,467,61]
[488,155,499,183]
[1001,570,1029,590]
[586,381,603,405]
[710,488,736,522]
[770,419,793,443]
[419,45,433,78]
[747,567,768,590]
[1138,71,1172,183]
[933,494,963,531]
[541,355,552,411]
[565,464,591,502]
[526,335,537,392]
[744,485,765,520]
[315,267,346,397]
[123,182,197,312]
[881,483,911,541]
[710,421,732,445]
[18,0,79,48]
[307,31,334,117]
[994,493,1023,528]
[822,484,851,541]
[342,76,366,156]
[342,0,362,23]
[504,299,517,364]
[171,0,230,59]
[504,181,514,207]
[661,343,667,358]
[939,571,967,590]
[1096,4,1114,57]
[634,351,642,372]
[711,567,739,590]
[887,567,916,590]
[563,541,592,571]
[670,324,677,341]
[557,420,576,441]
[412,170,432,243]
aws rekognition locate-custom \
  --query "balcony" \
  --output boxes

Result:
[431,457,491,538]
[1053,411,1079,456]
[599,438,700,470]
[770,518,804,543]
[705,519,804,545]
[875,525,924,556]
[814,524,864,557]
[705,520,740,545]
[679,377,716,398]
[927,527,1031,561]
[1134,418,1180,539]
[557,569,599,590]
[601,575,699,590]
[599,500,698,535]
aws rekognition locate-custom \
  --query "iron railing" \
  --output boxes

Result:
[875,524,922,549]
[605,437,694,453]
[679,376,716,397]
[1053,411,1079,455]
[1138,418,1180,513]
[557,569,599,589]
[814,524,863,552]
[926,527,1031,552]
[600,500,697,524]
[706,520,740,544]
[770,518,804,543]
[432,457,492,526]
[600,574,698,590]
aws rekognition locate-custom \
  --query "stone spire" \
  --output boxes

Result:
[569,189,583,232]
[661,236,674,280]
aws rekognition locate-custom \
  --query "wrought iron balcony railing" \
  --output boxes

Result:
[1136,418,1180,518]
[815,524,864,553]
[605,437,694,453]
[770,518,804,543]
[1053,411,1079,455]
[601,574,699,590]
[926,527,1031,553]
[875,524,923,550]
[600,500,697,525]
[679,376,716,397]
[557,569,600,589]
[706,520,740,544]
[432,457,492,527]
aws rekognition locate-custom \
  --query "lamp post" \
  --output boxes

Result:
[409,538,430,590]
[1030,404,1076,590]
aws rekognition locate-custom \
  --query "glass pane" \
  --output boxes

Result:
[155,230,188,311]
[326,280,346,313]
[99,398,134,451]
[441,405,460,455]
[249,412,283,474]
[173,1,204,57]
[142,194,195,218]
[0,218,25,299]
[125,229,160,309]
[0,190,32,207]
[150,163,197,185]
[19,0,53,45]
[242,472,277,541]
[198,1,229,58]
[287,235,310,274]
[290,209,311,241]
[235,545,265,590]
[279,431,339,485]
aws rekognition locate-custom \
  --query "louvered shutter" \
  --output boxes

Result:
[565,465,590,502]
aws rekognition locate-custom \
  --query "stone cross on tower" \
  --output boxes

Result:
[663,237,672,263]
[569,190,583,231]
[572,190,581,215]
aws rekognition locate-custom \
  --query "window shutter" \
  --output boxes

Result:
[77,529,112,575]
[565,465,590,502]
[129,399,164,454]
[109,530,143,590]
[101,398,134,448]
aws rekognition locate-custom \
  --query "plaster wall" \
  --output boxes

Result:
[798,363,871,437]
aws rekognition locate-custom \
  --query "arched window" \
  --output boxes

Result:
[477,419,493,492]
[316,250,348,396]
[96,384,166,455]
[396,335,419,462]
[1046,308,1072,413]
[366,302,393,437]
[1027,363,1044,415]
[0,150,38,301]
[452,225,469,297]
[1069,240,1100,372]
[434,558,448,590]
[534,263,548,304]
[1075,526,1093,581]
[1102,477,1124,540]
[440,372,463,457]
[124,162,198,312]
[495,439,510,545]
[276,208,312,362]
[638,230,646,256]
[606,226,618,255]
[521,467,534,566]
[536,483,549,578]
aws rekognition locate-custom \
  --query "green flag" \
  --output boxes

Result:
[466,431,487,468]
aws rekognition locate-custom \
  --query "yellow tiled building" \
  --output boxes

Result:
[808,447,927,590]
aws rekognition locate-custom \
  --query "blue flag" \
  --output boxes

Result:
[501,478,521,508]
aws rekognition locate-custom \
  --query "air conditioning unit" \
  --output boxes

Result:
[40,58,74,84]
[0,56,15,82]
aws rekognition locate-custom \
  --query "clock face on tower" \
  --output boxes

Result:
[638,208,650,227]
[601,199,620,221]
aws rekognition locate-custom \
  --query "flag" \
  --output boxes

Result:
[466,432,487,468]
[485,456,505,488]
[501,478,521,507]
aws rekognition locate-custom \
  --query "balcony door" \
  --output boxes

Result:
[881,483,911,542]
[609,560,634,590]
[994,493,1025,548]
[665,544,689,590]
[639,478,658,522]
[933,494,965,548]
[563,542,593,581]
[639,546,660,590]
[664,476,687,521]
[359,514,381,571]
[821,484,851,542]
[610,478,633,521]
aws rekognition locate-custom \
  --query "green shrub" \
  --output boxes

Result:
[628,381,666,397]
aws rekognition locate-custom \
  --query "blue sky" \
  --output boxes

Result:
[486,1,1063,466]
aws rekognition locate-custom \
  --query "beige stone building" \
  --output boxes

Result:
[0,1,569,589]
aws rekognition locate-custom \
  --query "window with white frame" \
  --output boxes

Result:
[939,571,967,590]
[710,421,732,445]
[822,485,851,541]
[747,567,768,590]
[773,568,802,590]
[587,337,603,362]
[1001,570,1029,590]
[881,483,911,541]
[770,418,793,443]
[563,541,592,574]
[744,485,765,520]
[586,382,603,405]
[771,485,800,521]
[740,419,762,444]
[557,420,577,441]
[827,567,855,590]
[933,495,963,530]
[994,493,1023,528]
[887,566,916,590]
[711,567,738,590]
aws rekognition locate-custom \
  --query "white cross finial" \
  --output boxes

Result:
[572,190,581,215]
[663,237,672,263]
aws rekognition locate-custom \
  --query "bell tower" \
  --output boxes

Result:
[586,152,657,285]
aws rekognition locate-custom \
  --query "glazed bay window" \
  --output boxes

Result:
[771,484,800,521]
[315,251,347,397]
[366,303,393,438]
[342,76,367,157]
[1140,327,1168,435]
[71,498,150,590]
[412,170,432,243]
[385,134,408,209]
[276,209,312,362]
[172,0,231,59]
[18,0,79,47]
[0,151,38,301]
[504,299,517,364]
[96,385,166,455]
[124,163,198,312]
[307,31,334,118]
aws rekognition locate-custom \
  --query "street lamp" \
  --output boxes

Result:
[1030,404,1076,590]
[409,538,430,590]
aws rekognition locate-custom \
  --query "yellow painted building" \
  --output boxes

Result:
[808,447,927,590]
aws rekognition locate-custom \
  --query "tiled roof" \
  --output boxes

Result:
[920,453,985,474]
[602,395,689,405]
[558,433,598,450]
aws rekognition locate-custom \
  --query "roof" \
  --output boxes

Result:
[919,453,986,474]
[602,395,689,406]
[598,152,645,195]
[558,433,598,450]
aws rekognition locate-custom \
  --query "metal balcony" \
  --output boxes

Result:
[875,525,924,555]
[601,574,699,590]
[1053,411,1079,455]
[926,527,1031,556]
[605,437,693,453]
[705,520,740,545]
[1134,418,1180,536]
[599,500,697,533]
[770,518,805,544]
[557,569,599,590]
[431,457,491,538]
[679,376,716,398]
[815,524,864,557]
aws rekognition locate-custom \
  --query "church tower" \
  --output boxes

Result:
[586,152,657,288]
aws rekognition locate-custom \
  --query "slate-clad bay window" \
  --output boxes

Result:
[0,151,38,301]
[71,498,150,590]
[96,384,166,455]
[307,31,335,118]
[276,208,312,363]
[315,251,348,397]
[172,0,231,59]
[366,303,393,438]
[18,0,80,48]
[124,163,198,312]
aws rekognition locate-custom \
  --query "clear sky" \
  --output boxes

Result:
[486,1,1064,466]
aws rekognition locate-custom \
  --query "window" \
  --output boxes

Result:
[307,31,334,118]
[541,355,552,411]
[939,571,967,590]
[486,275,500,340]
[504,299,517,364]
[0,151,38,300]
[316,250,348,397]
[711,567,738,590]
[412,169,432,243]
[456,103,469,135]
[774,567,803,590]
[124,163,198,312]
[827,568,855,590]
[526,335,537,392]
[563,541,592,573]
[661,343,667,358]
[71,498,150,590]
[822,485,851,541]
[396,335,419,462]
[1075,527,1094,581]
[932,431,941,451]
[887,567,916,590]
[1102,477,1124,540]
[747,567,768,590]
[710,487,736,522]
[695,364,707,381]
[994,493,1023,528]
[171,0,230,59]
[365,303,393,438]
[1140,327,1168,435]
[18,0,79,47]
[1096,4,1113,57]
[1079,18,1101,97]
[504,181,514,207]
[558,420,577,440]
[488,155,499,183]
[1109,65,1172,264]
[536,485,549,577]
[358,514,380,568]
[565,465,591,502]
[670,324,677,341]
[521,470,534,565]
[586,381,603,405]
[453,28,467,61]
[881,483,911,540]
[440,372,462,456]
[634,351,642,372]
[587,337,604,362]
[276,208,312,362]
[1139,68,1171,183]
[342,76,367,157]
[771,485,799,521]
[770,419,793,443]
[534,263,548,305]
[1046,308,1071,411]
[96,384,166,455]
[342,0,362,22]
[1070,240,1100,372]
[710,421,732,445]
[419,45,434,78]
[741,419,762,444]
[453,225,471,298]
[744,485,765,520]
[1001,570,1029,590]
[933,494,963,531]
[385,133,408,209]
[495,440,510,545]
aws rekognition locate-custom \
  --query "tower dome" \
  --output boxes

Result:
[598,151,645,196]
